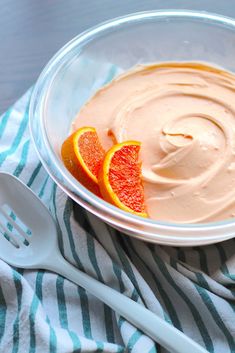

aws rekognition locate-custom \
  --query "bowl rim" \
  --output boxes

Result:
[29,9,235,245]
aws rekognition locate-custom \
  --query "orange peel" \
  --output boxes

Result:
[99,141,147,217]
[61,127,105,195]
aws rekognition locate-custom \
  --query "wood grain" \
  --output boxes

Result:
[0,0,234,113]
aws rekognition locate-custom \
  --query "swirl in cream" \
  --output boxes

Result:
[73,62,235,223]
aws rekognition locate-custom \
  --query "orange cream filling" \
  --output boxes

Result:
[73,62,235,223]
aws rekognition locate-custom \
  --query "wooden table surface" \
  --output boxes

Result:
[0,0,234,114]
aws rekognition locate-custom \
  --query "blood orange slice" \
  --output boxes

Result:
[61,127,105,195]
[99,141,147,217]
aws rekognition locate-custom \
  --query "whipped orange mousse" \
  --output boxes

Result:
[73,62,235,224]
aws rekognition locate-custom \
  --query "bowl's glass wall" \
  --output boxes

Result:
[46,14,235,158]
[31,11,235,245]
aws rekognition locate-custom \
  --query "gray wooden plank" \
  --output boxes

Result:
[0,0,234,113]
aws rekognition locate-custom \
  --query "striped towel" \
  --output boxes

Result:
[0,83,235,353]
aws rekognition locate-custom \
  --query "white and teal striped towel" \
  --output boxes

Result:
[0,87,235,353]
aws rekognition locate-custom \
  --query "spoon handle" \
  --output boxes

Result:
[45,254,208,353]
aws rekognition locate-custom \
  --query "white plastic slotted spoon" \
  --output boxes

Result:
[0,172,208,353]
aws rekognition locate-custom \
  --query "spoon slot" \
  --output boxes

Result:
[0,205,31,247]
[0,216,21,248]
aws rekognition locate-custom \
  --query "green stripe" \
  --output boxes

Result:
[215,243,227,263]
[18,269,57,352]
[60,202,92,339]
[63,198,85,270]
[172,254,235,335]
[6,212,26,352]
[0,100,30,167]
[110,228,147,307]
[195,275,235,352]
[3,124,30,353]
[130,289,140,302]
[28,270,57,353]
[193,247,209,274]
[149,246,214,352]
[118,316,125,329]
[51,183,65,256]
[51,181,88,347]
[116,346,125,353]
[118,288,152,349]
[27,162,42,187]
[56,276,81,351]
[35,271,44,301]
[171,253,211,291]
[28,173,57,353]
[6,139,57,352]
[177,262,211,291]
[148,346,157,353]
[87,237,115,343]
[69,331,81,352]
[81,214,129,346]
[0,282,7,343]
[112,261,125,293]
[56,276,68,325]
[216,244,235,281]
[13,140,30,177]
[0,108,12,139]
[29,271,44,353]
[119,315,154,352]
[9,140,57,353]
[126,239,180,328]
[174,247,186,263]
[46,317,57,353]
[84,215,115,343]
[126,330,143,352]
[95,341,104,352]
[38,175,49,199]
[226,283,235,290]
[63,199,92,341]
[33,270,57,353]
[108,230,152,347]
[77,286,93,339]
[229,302,235,313]
[11,271,23,353]
[100,222,156,345]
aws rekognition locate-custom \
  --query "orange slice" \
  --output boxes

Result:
[99,141,147,217]
[61,127,105,195]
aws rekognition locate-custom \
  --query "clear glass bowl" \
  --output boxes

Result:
[30,10,235,246]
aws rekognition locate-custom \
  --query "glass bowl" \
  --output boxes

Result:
[30,10,235,246]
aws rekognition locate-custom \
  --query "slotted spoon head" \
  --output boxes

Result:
[0,172,59,269]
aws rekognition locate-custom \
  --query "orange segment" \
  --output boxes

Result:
[99,141,147,217]
[61,127,105,195]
